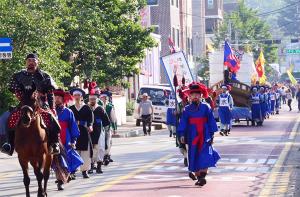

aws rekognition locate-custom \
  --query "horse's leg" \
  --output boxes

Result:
[18,158,30,197]
[43,154,52,197]
[31,161,44,197]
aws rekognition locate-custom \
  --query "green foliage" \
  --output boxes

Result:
[277,0,300,37]
[196,55,210,82]
[0,0,155,111]
[126,101,135,116]
[213,0,278,79]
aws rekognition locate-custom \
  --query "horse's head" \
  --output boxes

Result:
[20,106,34,128]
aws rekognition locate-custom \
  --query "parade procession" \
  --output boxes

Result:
[1,0,300,197]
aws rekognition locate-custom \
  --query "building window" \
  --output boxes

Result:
[176,0,179,8]
[171,0,174,6]
[147,0,158,5]
[176,29,180,47]
[208,0,214,9]
[152,25,159,34]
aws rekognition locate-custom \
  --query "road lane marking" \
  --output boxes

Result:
[81,153,174,197]
[259,116,300,197]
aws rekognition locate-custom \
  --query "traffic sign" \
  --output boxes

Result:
[0,38,12,59]
[286,49,300,54]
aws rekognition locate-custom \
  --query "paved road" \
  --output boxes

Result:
[0,104,299,197]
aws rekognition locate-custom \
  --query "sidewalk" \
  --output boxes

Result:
[112,119,167,138]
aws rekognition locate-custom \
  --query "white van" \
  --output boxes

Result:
[134,85,172,126]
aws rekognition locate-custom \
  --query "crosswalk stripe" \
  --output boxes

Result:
[166,166,179,171]
[245,159,256,164]
[267,159,277,165]
[257,159,266,164]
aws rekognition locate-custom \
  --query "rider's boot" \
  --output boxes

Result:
[1,129,15,156]
[49,116,61,155]
[195,172,207,186]
[96,162,103,174]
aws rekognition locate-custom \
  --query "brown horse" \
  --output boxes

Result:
[15,105,53,197]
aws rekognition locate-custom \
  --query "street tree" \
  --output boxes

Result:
[57,0,156,87]
[277,0,300,37]
[213,0,278,80]
[0,0,68,112]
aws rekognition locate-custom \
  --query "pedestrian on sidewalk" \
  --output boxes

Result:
[138,93,153,136]
[286,89,293,111]
[216,84,233,136]
[296,88,300,112]
[178,82,220,187]
[70,88,94,179]
[281,87,287,104]
[88,89,111,174]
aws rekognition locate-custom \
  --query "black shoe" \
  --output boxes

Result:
[148,132,151,136]
[224,130,228,136]
[69,173,76,180]
[195,173,207,186]
[51,143,60,155]
[96,162,103,174]
[103,155,110,166]
[88,169,93,174]
[108,155,114,162]
[57,180,64,191]
[184,158,188,167]
[219,130,224,136]
[88,163,95,174]
[82,171,89,179]
[1,143,13,156]
[169,131,172,137]
[188,172,197,180]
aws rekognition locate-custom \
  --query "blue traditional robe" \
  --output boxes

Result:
[56,106,80,147]
[217,93,233,125]
[251,93,262,121]
[166,108,176,126]
[178,102,220,172]
[260,93,268,119]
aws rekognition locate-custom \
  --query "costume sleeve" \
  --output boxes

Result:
[207,107,218,136]
[177,108,188,138]
[86,106,94,127]
[8,73,23,101]
[69,110,80,143]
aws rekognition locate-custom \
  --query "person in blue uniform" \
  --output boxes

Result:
[275,86,281,114]
[250,87,263,126]
[259,87,268,120]
[54,88,80,190]
[178,82,220,186]
[217,85,233,136]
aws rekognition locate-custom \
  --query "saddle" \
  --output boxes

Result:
[7,108,52,129]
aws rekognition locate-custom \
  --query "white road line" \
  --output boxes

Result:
[164,158,180,163]
[257,159,266,164]
[151,165,164,170]
[236,166,248,171]
[230,158,239,162]
[267,159,277,165]
[166,166,179,171]
[245,159,256,164]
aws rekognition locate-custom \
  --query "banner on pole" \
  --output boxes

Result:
[160,51,194,99]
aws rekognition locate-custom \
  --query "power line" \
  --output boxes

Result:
[183,0,300,19]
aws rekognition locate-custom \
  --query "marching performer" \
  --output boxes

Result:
[100,93,117,165]
[269,88,276,115]
[178,82,220,186]
[275,85,281,114]
[87,90,111,174]
[250,87,263,126]
[217,85,233,136]
[259,87,268,120]
[70,88,94,179]
[54,88,80,190]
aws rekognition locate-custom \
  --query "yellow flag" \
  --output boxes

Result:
[259,74,267,85]
[287,70,297,85]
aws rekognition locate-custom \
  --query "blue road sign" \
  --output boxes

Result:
[0,38,12,59]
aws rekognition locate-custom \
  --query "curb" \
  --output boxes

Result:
[112,129,144,138]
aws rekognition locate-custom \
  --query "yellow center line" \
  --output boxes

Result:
[259,116,300,197]
[81,153,175,197]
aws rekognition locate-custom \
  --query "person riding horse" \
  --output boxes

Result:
[1,52,61,156]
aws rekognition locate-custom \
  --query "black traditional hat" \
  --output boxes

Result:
[70,87,86,97]
[26,52,38,60]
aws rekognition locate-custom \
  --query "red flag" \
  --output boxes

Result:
[168,37,176,54]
